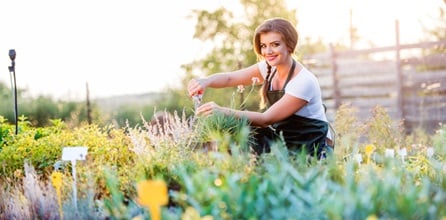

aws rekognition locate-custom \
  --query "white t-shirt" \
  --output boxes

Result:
[257,60,328,123]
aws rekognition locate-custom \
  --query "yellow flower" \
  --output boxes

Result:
[51,171,64,218]
[214,178,223,187]
[182,207,214,220]
[365,144,375,164]
[366,214,378,220]
[136,179,168,220]
[365,144,375,156]
[13,169,23,179]
[51,171,63,189]
[131,214,145,220]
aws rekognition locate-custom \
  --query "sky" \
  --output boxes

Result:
[0,0,444,101]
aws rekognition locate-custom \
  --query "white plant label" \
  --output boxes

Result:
[62,146,88,161]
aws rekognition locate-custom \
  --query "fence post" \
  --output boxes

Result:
[86,82,92,125]
[394,20,406,127]
[329,43,341,109]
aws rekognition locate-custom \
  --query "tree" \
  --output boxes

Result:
[423,5,446,52]
[0,81,26,123]
[429,6,446,40]
[0,81,96,127]
[417,4,446,71]
[299,37,327,56]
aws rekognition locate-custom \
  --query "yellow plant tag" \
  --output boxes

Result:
[136,180,168,220]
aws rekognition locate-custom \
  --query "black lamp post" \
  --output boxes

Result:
[8,49,18,135]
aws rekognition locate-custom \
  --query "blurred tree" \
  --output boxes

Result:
[0,81,25,123]
[418,4,446,71]
[109,106,142,128]
[299,37,327,56]
[422,6,446,52]
[24,96,59,126]
[0,81,97,127]
[0,82,9,98]
[66,101,103,127]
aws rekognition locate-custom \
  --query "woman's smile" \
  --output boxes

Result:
[266,55,277,62]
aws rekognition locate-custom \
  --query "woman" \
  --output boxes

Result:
[187,17,332,158]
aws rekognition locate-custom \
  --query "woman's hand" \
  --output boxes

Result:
[196,101,226,116]
[187,78,205,97]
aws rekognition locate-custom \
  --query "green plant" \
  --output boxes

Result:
[0,116,13,148]
[333,102,362,158]
[1,104,446,219]
[194,112,252,153]
[364,105,405,154]
[432,123,446,157]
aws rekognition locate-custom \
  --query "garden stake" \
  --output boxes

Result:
[398,148,407,163]
[61,146,88,212]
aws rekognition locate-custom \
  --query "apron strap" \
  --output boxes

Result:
[266,59,296,91]
[281,59,296,90]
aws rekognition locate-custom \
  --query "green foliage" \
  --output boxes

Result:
[0,81,95,127]
[364,105,405,154]
[1,104,446,219]
[433,123,446,157]
[194,112,252,152]
[100,167,144,219]
[0,117,138,199]
[0,116,12,148]
[333,103,362,158]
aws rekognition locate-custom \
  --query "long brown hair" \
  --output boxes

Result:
[253,18,299,109]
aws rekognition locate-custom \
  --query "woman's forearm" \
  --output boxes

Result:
[204,72,235,88]
[204,64,261,89]
[221,107,269,128]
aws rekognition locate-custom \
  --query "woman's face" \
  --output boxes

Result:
[259,32,289,66]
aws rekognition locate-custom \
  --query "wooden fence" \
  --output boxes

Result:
[303,25,446,134]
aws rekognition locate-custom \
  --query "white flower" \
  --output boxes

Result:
[385,148,395,158]
[426,147,434,158]
[354,153,362,164]
[398,148,407,157]
[398,148,407,163]
[237,85,245,93]
[251,77,260,85]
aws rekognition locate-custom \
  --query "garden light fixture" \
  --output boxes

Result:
[8,49,18,135]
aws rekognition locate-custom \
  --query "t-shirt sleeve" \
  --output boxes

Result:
[285,68,326,120]
[285,71,317,102]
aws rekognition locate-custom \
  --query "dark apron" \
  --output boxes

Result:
[252,60,329,158]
